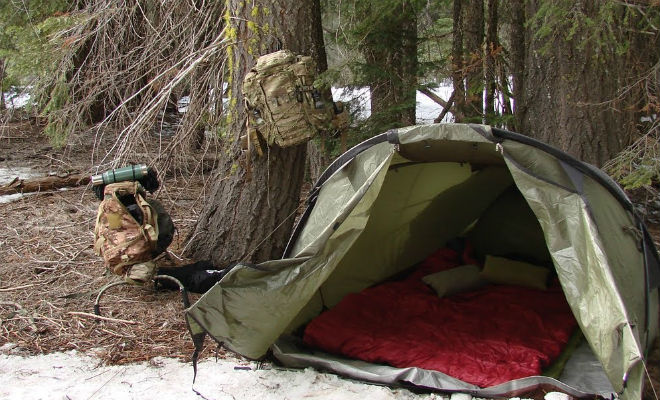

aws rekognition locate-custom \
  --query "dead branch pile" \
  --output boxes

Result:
[44,0,230,174]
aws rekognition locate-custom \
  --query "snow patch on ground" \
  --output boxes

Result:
[0,167,41,185]
[0,347,575,400]
[0,349,443,400]
[0,167,43,204]
[3,90,31,109]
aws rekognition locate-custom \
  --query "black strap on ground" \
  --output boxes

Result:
[191,332,206,383]
[93,280,129,316]
[153,274,191,308]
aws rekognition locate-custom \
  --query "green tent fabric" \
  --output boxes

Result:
[186,123,660,399]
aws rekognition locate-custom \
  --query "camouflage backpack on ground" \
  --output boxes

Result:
[94,181,160,279]
[242,49,337,153]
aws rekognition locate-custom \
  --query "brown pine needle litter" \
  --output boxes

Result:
[0,121,220,365]
[0,178,226,365]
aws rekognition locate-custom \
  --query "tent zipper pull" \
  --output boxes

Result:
[495,143,504,155]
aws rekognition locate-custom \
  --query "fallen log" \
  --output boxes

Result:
[0,173,90,196]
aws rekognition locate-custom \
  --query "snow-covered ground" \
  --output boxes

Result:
[0,346,579,400]
[0,166,43,204]
[2,89,31,109]
[0,347,442,400]
[0,347,573,400]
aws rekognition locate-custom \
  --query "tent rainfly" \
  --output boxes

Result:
[186,124,660,399]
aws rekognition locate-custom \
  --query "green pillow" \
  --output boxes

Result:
[480,255,549,290]
[422,264,487,297]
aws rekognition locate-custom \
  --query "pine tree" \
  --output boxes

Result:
[323,0,427,138]
[523,0,659,166]
[0,0,70,110]
[185,0,329,266]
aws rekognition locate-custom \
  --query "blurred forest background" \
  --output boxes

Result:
[1,0,659,265]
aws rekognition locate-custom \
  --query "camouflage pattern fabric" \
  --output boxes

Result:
[125,261,157,285]
[243,50,334,150]
[94,181,159,276]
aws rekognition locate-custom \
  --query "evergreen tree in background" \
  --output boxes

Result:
[523,0,659,167]
[323,0,440,142]
[0,0,70,110]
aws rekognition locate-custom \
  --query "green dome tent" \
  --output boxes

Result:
[186,124,659,399]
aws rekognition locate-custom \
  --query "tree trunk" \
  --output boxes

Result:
[307,140,328,185]
[305,0,333,184]
[0,59,5,110]
[451,0,466,121]
[521,0,658,166]
[395,1,418,127]
[484,0,498,122]
[509,0,526,131]
[185,0,326,266]
[463,0,484,121]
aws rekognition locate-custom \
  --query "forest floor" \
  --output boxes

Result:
[0,119,658,399]
[0,119,214,365]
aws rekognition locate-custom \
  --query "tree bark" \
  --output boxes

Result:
[509,0,526,131]
[463,0,484,121]
[451,0,466,121]
[484,0,498,121]
[0,59,5,110]
[521,0,655,166]
[305,0,333,184]
[185,0,326,266]
[306,140,328,185]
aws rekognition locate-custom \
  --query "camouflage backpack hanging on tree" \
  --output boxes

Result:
[242,49,336,153]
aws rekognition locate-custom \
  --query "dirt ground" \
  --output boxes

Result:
[0,120,658,398]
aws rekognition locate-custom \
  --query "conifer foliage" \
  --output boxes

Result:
[0,0,69,111]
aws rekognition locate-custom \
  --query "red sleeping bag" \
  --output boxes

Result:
[303,248,577,387]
